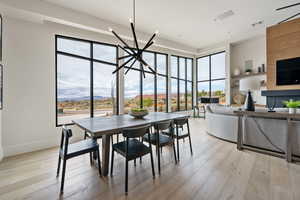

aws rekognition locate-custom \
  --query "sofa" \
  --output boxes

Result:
[205,104,300,156]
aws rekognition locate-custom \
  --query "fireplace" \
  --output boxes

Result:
[261,90,300,108]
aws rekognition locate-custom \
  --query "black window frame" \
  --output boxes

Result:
[196,51,226,105]
[171,55,194,112]
[123,49,169,112]
[55,35,119,127]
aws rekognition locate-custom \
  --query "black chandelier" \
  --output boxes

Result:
[109,0,157,77]
[276,2,300,24]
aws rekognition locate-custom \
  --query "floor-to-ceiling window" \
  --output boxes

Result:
[56,35,118,126]
[124,50,168,113]
[196,51,226,105]
[171,55,193,112]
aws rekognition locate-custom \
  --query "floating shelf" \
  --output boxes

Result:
[231,72,266,80]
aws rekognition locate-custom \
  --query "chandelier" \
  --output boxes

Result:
[109,0,157,77]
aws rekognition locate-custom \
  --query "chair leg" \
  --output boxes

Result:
[157,142,161,175]
[177,138,180,162]
[150,149,155,178]
[60,159,67,194]
[176,125,180,162]
[140,137,144,163]
[125,159,129,194]
[188,135,193,155]
[89,152,93,165]
[110,149,114,176]
[187,120,193,155]
[56,156,61,177]
[134,159,136,166]
[173,142,177,164]
[97,150,102,176]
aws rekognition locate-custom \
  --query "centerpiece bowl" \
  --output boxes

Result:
[129,108,149,119]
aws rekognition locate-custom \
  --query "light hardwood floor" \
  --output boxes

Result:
[0,119,300,200]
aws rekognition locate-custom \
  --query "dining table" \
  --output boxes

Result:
[72,112,190,176]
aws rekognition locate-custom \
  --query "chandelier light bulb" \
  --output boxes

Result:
[129,18,133,23]
[108,27,113,32]
[155,30,159,34]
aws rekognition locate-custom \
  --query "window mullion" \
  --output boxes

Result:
[154,53,158,112]
[90,42,94,118]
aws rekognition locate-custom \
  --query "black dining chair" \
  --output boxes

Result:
[110,124,155,194]
[143,120,177,174]
[56,126,101,194]
[173,117,193,161]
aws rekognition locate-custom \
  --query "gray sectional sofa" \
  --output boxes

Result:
[205,104,300,156]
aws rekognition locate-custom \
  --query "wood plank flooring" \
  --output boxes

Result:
[0,119,300,200]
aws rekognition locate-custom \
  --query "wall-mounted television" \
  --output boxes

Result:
[276,57,300,85]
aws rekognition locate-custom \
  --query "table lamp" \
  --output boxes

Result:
[239,77,260,111]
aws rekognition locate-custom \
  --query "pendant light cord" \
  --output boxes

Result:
[133,0,136,26]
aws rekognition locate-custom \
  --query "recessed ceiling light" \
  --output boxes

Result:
[214,10,234,21]
[251,20,264,27]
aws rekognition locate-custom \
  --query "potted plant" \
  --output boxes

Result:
[283,100,300,114]
[129,107,149,119]
[245,69,252,75]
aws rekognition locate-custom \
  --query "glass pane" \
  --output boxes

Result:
[187,81,193,110]
[124,69,140,113]
[93,62,116,117]
[211,52,226,79]
[187,59,192,81]
[197,81,209,104]
[57,37,90,58]
[143,52,155,73]
[157,54,167,75]
[143,73,155,112]
[93,43,117,63]
[171,78,178,112]
[179,58,186,79]
[57,54,90,125]
[171,56,178,78]
[211,80,226,105]
[157,75,167,112]
[197,56,209,81]
[179,80,186,110]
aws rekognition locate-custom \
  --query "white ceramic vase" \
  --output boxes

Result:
[233,68,241,76]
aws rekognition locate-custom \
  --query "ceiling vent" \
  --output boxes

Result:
[214,10,234,21]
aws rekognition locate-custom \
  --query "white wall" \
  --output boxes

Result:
[1,16,195,157]
[0,111,3,161]
[231,36,266,105]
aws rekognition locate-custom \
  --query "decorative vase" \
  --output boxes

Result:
[289,108,296,114]
[233,68,241,76]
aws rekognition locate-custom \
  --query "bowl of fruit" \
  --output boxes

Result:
[129,108,149,119]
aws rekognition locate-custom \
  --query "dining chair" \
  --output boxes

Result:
[173,117,193,161]
[143,120,177,174]
[57,126,101,194]
[110,124,155,194]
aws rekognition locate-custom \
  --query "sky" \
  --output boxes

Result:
[57,37,225,100]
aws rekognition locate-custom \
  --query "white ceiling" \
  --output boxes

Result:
[42,0,300,50]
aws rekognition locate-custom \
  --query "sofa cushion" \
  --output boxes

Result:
[208,104,240,115]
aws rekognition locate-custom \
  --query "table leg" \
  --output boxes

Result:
[286,118,292,162]
[102,135,111,176]
[237,115,243,150]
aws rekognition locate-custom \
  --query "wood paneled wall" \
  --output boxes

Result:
[267,18,300,90]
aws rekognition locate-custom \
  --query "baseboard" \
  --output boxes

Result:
[3,136,82,157]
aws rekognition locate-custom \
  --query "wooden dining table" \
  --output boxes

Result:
[72,112,190,176]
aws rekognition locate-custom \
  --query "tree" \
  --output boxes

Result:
[143,98,153,108]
